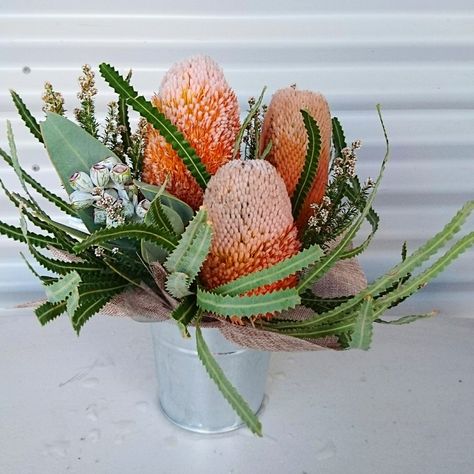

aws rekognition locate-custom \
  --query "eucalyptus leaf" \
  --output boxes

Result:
[40,113,121,231]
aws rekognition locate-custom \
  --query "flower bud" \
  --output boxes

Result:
[135,199,150,219]
[98,156,121,170]
[70,190,95,209]
[69,172,94,192]
[90,163,110,187]
[110,164,132,186]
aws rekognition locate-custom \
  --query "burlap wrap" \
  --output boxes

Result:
[44,246,367,352]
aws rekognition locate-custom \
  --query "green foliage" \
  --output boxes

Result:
[331,116,346,158]
[376,311,438,325]
[197,287,300,318]
[0,147,76,217]
[0,220,58,249]
[134,180,194,226]
[300,290,352,312]
[214,243,323,297]
[72,294,115,334]
[291,110,322,219]
[195,321,262,436]
[348,296,373,350]
[297,105,389,293]
[44,271,82,303]
[165,272,192,298]
[170,296,198,336]
[164,208,208,273]
[40,113,121,231]
[266,201,474,336]
[10,90,43,143]
[99,63,211,189]
[35,300,66,326]
[73,223,177,254]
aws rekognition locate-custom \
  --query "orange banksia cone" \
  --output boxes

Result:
[260,87,332,230]
[200,160,301,319]
[143,55,240,209]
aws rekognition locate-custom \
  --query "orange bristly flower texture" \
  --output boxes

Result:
[142,55,240,209]
[260,87,332,231]
[200,160,301,320]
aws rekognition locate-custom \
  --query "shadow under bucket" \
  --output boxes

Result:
[150,320,270,434]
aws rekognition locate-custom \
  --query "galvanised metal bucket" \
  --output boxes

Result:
[150,320,270,434]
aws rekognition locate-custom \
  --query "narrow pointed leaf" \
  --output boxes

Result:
[100,63,210,188]
[0,220,58,249]
[332,116,347,158]
[10,90,43,142]
[73,223,177,253]
[215,243,323,297]
[197,287,300,318]
[164,208,207,273]
[376,311,438,325]
[44,271,82,303]
[195,323,262,436]
[35,301,66,325]
[349,296,373,350]
[292,110,322,218]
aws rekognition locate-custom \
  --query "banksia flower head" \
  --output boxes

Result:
[143,55,240,209]
[201,160,301,319]
[260,87,332,230]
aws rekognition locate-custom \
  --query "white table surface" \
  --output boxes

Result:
[1,302,473,474]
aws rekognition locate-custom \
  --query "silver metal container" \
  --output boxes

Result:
[150,320,270,434]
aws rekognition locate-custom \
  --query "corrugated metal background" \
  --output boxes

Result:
[0,2,472,314]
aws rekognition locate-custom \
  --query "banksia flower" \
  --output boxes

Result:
[260,87,332,230]
[200,160,301,319]
[143,55,240,209]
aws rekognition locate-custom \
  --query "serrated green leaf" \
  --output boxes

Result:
[145,190,180,236]
[376,311,438,325]
[170,296,198,334]
[164,208,207,273]
[269,201,473,333]
[10,90,43,143]
[195,322,262,436]
[0,147,76,217]
[28,244,103,275]
[45,271,82,303]
[40,112,121,231]
[0,220,58,249]
[73,223,177,254]
[332,116,347,158]
[300,290,352,312]
[197,287,300,318]
[35,301,66,325]
[165,272,193,298]
[349,296,373,350]
[215,243,323,297]
[179,221,212,285]
[72,293,116,335]
[117,70,133,164]
[296,105,390,293]
[291,110,322,219]
[99,63,210,188]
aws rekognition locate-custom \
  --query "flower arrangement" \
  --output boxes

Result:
[1,56,472,436]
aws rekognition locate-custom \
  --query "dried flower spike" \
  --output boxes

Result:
[201,160,301,319]
[142,55,240,209]
[260,87,332,231]
[42,82,65,115]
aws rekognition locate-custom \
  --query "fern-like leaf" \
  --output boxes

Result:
[332,116,347,158]
[0,220,58,249]
[35,301,66,326]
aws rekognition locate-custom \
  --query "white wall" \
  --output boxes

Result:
[1,2,473,314]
